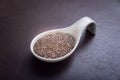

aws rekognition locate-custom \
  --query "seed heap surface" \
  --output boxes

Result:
[34,32,75,59]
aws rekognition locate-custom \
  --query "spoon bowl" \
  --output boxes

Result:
[30,16,96,62]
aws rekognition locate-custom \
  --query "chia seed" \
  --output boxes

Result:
[34,32,75,59]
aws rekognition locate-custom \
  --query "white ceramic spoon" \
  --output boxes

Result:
[30,16,96,62]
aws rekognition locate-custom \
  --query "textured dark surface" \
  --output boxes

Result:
[0,0,120,80]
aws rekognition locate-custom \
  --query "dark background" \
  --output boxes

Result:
[0,0,120,80]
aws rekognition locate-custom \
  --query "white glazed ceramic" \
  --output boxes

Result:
[30,16,96,62]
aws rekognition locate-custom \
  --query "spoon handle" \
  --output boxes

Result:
[70,16,96,35]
